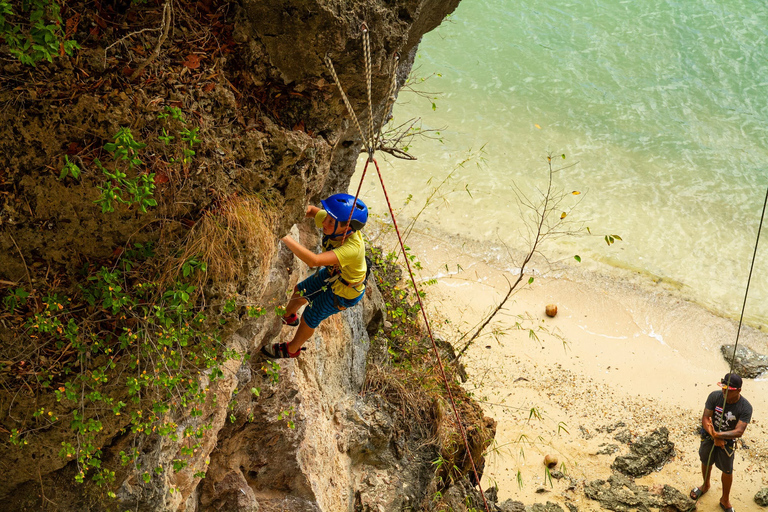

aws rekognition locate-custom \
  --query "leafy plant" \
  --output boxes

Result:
[3,287,29,311]
[277,406,296,429]
[59,155,81,180]
[94,128,157,213]
[0,0,80,66]
[4,245,244,489]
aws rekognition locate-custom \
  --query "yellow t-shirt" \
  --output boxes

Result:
[315,210,366,299]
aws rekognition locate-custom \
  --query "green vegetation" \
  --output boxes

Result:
[94,127,156,214]
[1,106,280,496]
[0,0,79,66]
[5,247,237,486]
[364,246,495,509]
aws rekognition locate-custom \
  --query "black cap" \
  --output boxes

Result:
[718,373,743,390]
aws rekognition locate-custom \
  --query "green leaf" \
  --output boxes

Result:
[574,255,581,263]
[527,277,534,284]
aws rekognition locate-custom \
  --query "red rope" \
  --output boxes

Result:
[370,157,491,512]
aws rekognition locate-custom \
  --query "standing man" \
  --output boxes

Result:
[690,373,752,512]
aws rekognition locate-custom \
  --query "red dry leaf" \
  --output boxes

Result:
[182,54,201,69]
[203,83,215,93]
[154,172,170,184]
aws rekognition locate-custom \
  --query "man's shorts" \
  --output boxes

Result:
[699,438,734,474]
[297,267,363,329]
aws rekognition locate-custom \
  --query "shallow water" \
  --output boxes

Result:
[353,0,768,325]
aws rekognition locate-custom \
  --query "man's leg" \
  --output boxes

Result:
[699,462,712,494]
[720,471,733,509]
[287,317,314,354]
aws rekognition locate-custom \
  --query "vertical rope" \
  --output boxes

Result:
[727,184,768,374]
[371,157,491,512]
[324,55,369,152]
[697,184,768,504]
[362,23,375,153]
[325,30,490,511]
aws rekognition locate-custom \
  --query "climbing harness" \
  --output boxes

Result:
[324,24,491,512]
[695,185,768,506]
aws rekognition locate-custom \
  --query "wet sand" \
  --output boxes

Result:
[369,223,768,510]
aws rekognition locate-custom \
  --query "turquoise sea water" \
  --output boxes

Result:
[354,0,768,324]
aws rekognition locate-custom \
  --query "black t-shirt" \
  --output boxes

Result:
[703,390,753,445]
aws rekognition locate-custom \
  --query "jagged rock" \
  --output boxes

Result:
[484,485,499,504]
[363,275,387,337]
[529,502,565,512]
[611,427,675,477]
[0,0,474,509]
[579,426,594,439]
[756,487,768,506]
[596,443,620,455]
[499,500,526,512]
[565,503,578,512]
[607,422,625,432]
[585,473,693,511]
[721,344,768,378]
[614,430,632,444]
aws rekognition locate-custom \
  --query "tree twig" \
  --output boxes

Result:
[130,1,172,81]
[7,232,32,287]
[452,155,571,362]
[104,26,164,66]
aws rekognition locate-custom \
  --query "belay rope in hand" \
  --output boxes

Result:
[324,24,491,512]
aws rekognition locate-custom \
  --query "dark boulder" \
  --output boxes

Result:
[529,502,565,512]
[585,473,693,511]
[721,344,768,379]
[611,427,675,477]
[755,487,768,507]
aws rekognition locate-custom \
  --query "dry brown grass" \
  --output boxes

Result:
[169,194,277,288]
[363,362,441,440]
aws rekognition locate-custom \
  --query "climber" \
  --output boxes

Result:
[261,193,368,359]
[690,373,752,512]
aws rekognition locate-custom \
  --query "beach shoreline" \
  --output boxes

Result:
[368,222,768,510]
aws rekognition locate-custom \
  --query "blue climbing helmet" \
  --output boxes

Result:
[321,193,368,233]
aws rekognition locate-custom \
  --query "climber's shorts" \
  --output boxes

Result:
[297,267,363,329]
[699,438,734,474]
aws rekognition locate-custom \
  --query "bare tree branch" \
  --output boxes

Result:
[130,1,172,81]
[452,154,583,362]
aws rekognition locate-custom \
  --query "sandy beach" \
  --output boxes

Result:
[368,223,768,511]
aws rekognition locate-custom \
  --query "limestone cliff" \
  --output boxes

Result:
[0,1,496,510]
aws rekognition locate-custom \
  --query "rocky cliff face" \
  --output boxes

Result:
[0,1,488,510]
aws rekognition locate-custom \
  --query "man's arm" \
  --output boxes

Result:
[306,205,320,218]
[701,409,725,447]
[713,420,748,440]
[282,235,339,268]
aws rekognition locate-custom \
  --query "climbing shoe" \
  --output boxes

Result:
[261,342,304,359]
[281,313,299,326]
